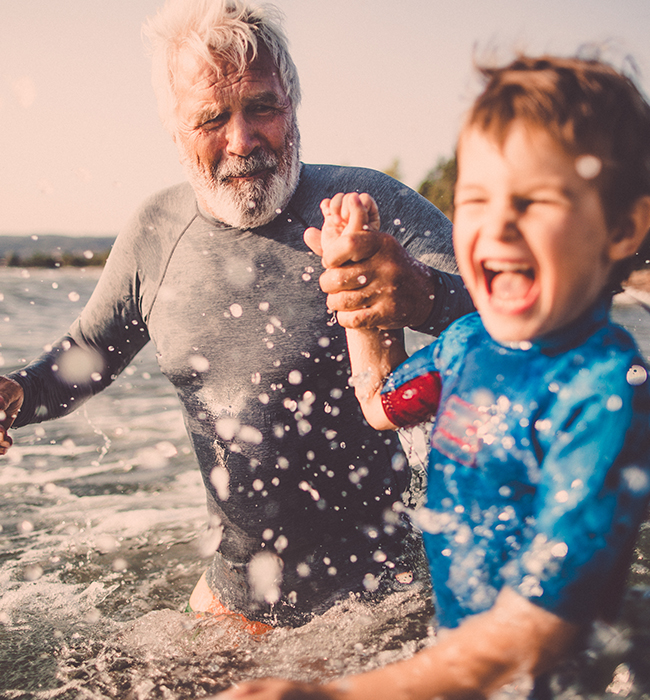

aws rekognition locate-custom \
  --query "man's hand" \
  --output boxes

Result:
[0,377,24,455]
[305,194,436,330]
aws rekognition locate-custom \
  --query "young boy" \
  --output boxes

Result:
[220,55,650,700]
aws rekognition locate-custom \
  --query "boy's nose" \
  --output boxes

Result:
[483,203,521,241]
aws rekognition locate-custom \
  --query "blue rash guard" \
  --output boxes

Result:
[381,300,650,629]
[8,163,473,626]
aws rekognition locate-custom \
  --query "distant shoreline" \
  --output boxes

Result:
[0,233,115,268]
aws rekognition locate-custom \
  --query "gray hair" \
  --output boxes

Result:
[143,0,301,134]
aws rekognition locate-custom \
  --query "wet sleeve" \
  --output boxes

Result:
[380,342,442,428]
[503,369,650,624]
[8,226,150,427]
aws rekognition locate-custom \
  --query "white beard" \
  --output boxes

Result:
[179,119,301,229]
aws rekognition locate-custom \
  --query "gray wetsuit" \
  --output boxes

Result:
[10,164,473,625]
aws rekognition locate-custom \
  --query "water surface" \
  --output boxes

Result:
[0,269,649,699]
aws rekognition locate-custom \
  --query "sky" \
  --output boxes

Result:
[1,0,650,235]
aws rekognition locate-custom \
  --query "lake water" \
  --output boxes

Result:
[0,267,649,700]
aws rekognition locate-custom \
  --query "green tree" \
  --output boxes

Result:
[383,158,403,183]
[418,155,457,219]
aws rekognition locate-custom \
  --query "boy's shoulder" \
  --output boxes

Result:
[582,315,644,369]
[388,312,484,385]
[437,312,488,353]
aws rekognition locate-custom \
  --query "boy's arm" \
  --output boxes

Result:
[219,588,579,700]
[346,328,408,431]
[321,587,578,700]
[316,193,410,430]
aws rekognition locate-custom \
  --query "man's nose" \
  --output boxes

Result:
[225,112,260,157]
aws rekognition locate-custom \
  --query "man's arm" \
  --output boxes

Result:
[218,587,579,700]
[0,188,177,435]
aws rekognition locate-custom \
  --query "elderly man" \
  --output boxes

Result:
[0,0,472,628]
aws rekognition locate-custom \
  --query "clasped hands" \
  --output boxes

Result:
[304,192,435,331]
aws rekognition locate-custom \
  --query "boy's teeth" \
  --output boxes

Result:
[483,261,535,301]
[484,261,530,274]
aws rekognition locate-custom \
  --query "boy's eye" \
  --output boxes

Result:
[455,196,487,207]
[513,197,534,213]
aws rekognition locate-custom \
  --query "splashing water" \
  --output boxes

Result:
[1,270,650,699]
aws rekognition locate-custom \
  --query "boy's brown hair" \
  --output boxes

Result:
[464,54,650,289]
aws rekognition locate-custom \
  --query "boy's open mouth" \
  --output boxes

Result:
[483,261,535,304]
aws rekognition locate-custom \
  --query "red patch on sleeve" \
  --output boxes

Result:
[381,372,442,428]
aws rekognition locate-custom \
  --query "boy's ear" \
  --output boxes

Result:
[608,195,650,261]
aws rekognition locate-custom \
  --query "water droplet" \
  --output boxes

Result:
[622,466,650,493]
[84,607,101,623]
[189,355,210,372]
[627,365,648,386]
[210,466,230,500]
[288,370,302,385]
[363,573,379,591]
[216,417,240,441]
[23,564,43,581]
[606,395,623,412]
[575,154,602,179]
[296,562,310,577]
[112,557,128,572]
[239,425,263,444]
[248,552,282,603]
[95,534,119,553]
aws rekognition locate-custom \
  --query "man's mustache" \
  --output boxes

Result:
[214,153,278,182]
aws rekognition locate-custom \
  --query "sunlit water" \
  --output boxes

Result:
[0,268,649,700]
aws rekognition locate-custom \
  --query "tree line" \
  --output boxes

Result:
[4,250,110,268]
[384,154,456,219]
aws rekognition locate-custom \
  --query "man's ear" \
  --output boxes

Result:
[609,195,650,261]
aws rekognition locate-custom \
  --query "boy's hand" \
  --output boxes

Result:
[314,192,380,260]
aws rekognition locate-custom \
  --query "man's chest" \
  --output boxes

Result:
[145,223,342,389]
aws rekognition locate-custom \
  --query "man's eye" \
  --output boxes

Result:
[250,104,276,116]
[200,115,227,130]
